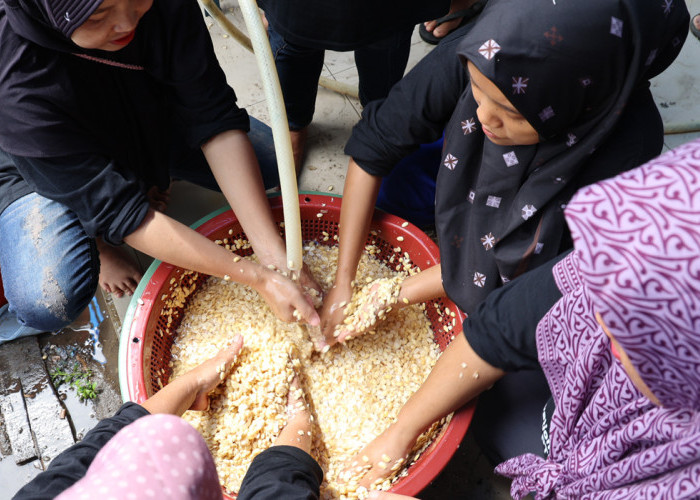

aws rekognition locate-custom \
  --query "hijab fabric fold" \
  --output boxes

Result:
[435,0,689,314]
[497,139,700,499]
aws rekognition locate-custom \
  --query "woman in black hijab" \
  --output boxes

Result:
[0,0,321,334]
[319,0,689,345]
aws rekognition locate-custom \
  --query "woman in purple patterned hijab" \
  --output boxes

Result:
[497,138,700,498]
[348,140,700,498]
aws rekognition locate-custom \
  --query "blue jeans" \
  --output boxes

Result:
[267,27,414,130]
[0,118,278,330]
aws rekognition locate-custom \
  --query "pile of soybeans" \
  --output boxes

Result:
[169,242,448,499]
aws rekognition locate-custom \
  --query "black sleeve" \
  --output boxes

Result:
[344,23,471,177]
[237,446,324,500]
[464,252,570,372]
[159,0,250,148]
[6,152,149,246]
[13,403,150,500]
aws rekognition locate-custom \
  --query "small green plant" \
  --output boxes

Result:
[50,363,100,402]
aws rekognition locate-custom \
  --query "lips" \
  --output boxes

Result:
[112,30,135,46]
[482,126,499,140]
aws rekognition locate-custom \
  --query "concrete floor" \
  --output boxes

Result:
[1,0,699,498]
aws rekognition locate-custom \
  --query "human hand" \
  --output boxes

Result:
[255,265,321,326]
[141,335,243,416]
[342,423,415,490]
[256,250,324,305]
[188,335,244,411]
[317,281,354,350]
[335,277,405,345]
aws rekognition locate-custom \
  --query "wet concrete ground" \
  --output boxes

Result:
[1,0,698,497]
[0,293,122,499]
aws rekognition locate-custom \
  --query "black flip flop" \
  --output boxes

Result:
[691,14,700,41]
[419,0,488,45]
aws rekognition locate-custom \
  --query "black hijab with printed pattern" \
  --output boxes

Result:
[435,0,689,315]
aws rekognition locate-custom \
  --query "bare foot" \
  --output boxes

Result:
[96,239,142,298]
[289,127,308,176]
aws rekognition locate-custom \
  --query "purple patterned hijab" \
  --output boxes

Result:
[497,139,700,498]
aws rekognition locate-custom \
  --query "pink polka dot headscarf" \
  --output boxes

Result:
[58,414,223,500]
[564,138,700,410]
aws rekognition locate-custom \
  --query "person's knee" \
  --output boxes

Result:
[6,272,96,331]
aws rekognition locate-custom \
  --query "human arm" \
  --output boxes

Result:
[13,339,243,500]
[346,253,567,487]
[349,334,504,489]
[237,377,323,500]
[201,129,319,292]
[318,159,382,344]
[140,335,243,415]
[334,264,445,344]
[320,160,446,345]
[343,26,468,176]
[123,209,319,324]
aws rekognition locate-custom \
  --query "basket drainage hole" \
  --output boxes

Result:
[304,196,311,202]
[132,337,140,343]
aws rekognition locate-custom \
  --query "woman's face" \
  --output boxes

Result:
[595,312,661,406]
[70,0,153,51]
[467,61,540,147]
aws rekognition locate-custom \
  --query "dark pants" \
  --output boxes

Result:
[267,27,414,130]
[238,446,323,500]
[470,370,552,465]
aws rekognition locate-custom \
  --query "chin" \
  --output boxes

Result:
[485,136,512,146]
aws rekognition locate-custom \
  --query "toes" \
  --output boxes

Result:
[433,18,462,38]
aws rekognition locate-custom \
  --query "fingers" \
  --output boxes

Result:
[293,297,320,327]
[319,283,353,348]
[307,325,329,352]
[357,455,406,490]
[299,264,323,295]
[222,334,244,360]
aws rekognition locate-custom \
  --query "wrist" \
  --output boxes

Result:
[227,259,264,289]
[249,236,286,266]
[386,414,423,447]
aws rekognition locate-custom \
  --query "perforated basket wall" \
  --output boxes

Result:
[120,194,474,497]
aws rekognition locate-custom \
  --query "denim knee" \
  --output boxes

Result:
[5,262,97,331]
[0,193,100,331]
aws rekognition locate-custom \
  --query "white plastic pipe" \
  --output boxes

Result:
[237,0,303,274]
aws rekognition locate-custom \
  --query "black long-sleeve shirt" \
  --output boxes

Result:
[0,0,249,245]
[13,403,150,500]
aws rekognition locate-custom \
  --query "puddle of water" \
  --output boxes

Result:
[61,297,107,365]
[0,455,42,499]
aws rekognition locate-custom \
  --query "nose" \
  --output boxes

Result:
[476,99,501,130]
[113,3,139,33]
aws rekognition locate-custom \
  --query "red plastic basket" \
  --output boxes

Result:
[120,193,474,497]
